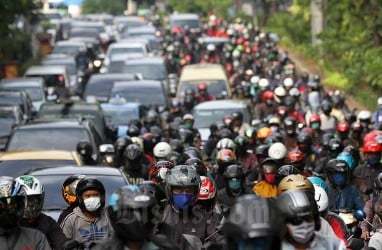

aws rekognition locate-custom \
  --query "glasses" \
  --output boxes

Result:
[172,187,195,195]
[287,215,314,225]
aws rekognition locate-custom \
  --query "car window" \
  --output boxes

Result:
[171,19,200,29]
[193,108,248,128]
[52,45,80,56]
[109,47,144,56]
[38,174,127,210]
[102,108,139,126]
[7,128,91,151]
[111,85,166,107]
[4,86,43,102]
[122,64,166,80]
[179,80,227,97]
[0,116,16,135]
[0,160,77,178]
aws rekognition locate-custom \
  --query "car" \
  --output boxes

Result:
[52,40,87,57]
[24,65,71,98]
[110,80,169,110]
[84,73,136,102]
[6,120,103,154]
[0,150,82,178]
[177,63,231,99]
[0,90,37,121]
[120,36,161,55]
[192,100,252,145]
[25,165,129,221]
[0,77,47,111]
[101,98,147,137]
[0,105,26,150]
[169,13,202,33]
[121,25,156,39]
[37,101,109,143]
[113,15,148,34]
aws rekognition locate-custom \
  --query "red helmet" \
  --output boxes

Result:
[216,149,236,163]
[198,83,207,91]
[309,114,321,124]
[286,149,305,164]
[276,106,288,117]
[336,121,350,133]
[262,90,274,101]
[363,141,382,153]
[198,176,216,200]
[363,131,382,146]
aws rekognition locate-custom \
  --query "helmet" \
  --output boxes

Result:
[153,142,171,160]
[223,195,283,248]
[219,127,233,139]
[234,135,248,148]
[357,110,371,122]
[185,157,207,176]
[182,113,194,122]
[232,111,243,122]
[322,132,335,148]
[284,95,296,108]
[76,177,105,214]
[245,127,257,140]
[313,185,329,213]
[223,164,245,179]
[274,86,286,103]
[321,100,333,114]
[307,176,329,195]
[309,114,321,127]
[285,149,305,168]
[178,128,194,146]
[127,124,141,137]
[283,77,294,89]
[363,140,382,153]
[257,127,271,139]
[216,138,236,151]
[328,138,343,154]
[276,189,320,231]
[114,136,133,155]
[165,165,201,209]
[138,181,167,210]
[284,117,297,135]
[336,152,356,170]
[183,146,202,160]
[198,83,208,91]
[268,142,287,160]
[131,136,144,151]
[61,174,86,205]
[198,176,216,200]
[142,133,158,154]
[364,131,382,146]
[216,148,236,162]
[0,176,26,229]
[336,121,350,133]
[206,43,216,52]
[255,144,270,158]
[268,116,281,126]
[277,174,314,194]
[15,175,44,219]
[123,143,144,161]
[276,165,301,184]
[297,131,312,145]
[170,139,184,153]
[107,185,158,242]
[167,151,184,165]
[262,90,274,101]
[76,141,93,158]
[258,78,269,90]
[378,97,382,106]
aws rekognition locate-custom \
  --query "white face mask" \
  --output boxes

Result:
[84,197,101,212]
[287,220,315,244]
[158,168,168,181]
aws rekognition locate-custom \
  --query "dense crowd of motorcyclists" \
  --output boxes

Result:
[2,8,382,250]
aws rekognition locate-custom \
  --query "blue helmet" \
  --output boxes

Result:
[336,151,356,170]
[308,176,329,195]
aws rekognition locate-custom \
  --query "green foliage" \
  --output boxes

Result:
[166,0,232,18]
[81,0,125,15]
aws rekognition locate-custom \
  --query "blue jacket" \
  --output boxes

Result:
[328,184,364,211]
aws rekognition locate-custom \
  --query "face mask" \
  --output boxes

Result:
[367,156,380,167]
[84,197,101,212]
[264,173,275,184]
[158,168,168,181]
[270,126,278,133]
[228,179,241,190]
[287,220,315,244]
[310,122,320,130]
[184,122,193,129]
[332,173,346,186]
[173,194,194,209]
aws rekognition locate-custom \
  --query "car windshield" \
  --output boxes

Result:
[0,160,76,178]
[7,128,90,151]
[193,108,247,128]
[4,86,43,101]
[0,95,22,106]
[179,80,227,97]
[109,47,144,56]
[38,174,127,210]
[122,64,166,80]
[111,85,166,106]
[171,19,200,29]
[52,45,79,56]
[102,108,138,126]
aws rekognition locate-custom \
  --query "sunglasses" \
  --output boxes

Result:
[287,215,314,225]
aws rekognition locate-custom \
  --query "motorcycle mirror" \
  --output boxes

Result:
[354,210,366,221]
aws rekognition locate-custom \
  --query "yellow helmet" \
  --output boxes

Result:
[277,174,313,194]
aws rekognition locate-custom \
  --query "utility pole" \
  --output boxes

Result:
[311,0,324,46]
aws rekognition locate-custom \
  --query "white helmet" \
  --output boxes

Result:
[378,97,382,106]
[283,77,294,88]
[153,142,172,159]
[15,175,44,219]
[232,50,241,59]
[268,142,287,160]
[259,78,269,89]
[313,185,329,212]
[289,87,300,97]
[274,86,287,97]
[216,138,236,151]
[207,44,216,52]
[250,76,260,84]
[357,110,371,121]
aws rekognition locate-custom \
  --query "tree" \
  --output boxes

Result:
[82,0,126,15]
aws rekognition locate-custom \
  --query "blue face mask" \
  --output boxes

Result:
[332,173,346,186]
[173,194,194,209]
[228,179,241,190]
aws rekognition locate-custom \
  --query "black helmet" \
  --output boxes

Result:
[284,95,296,108]
[123,143,144,161]
[142,133,158,154]
[144,110,159,126]
[114,136,133,153]
[284,116,297,135]
[76,177,105,214]
[179,128,194,146]
[223,164,245,179]
[219,128,233,139]
[183,146,202,160]
[328,138,343,155]
[321,132,335,149]
[276,189,320,231]
[223,194,283,249]
[127,124,140,137]
[167,151,184,165]
[234,135,249,149]
[326,159,348,173]
[139,181,168,211]
[169,139,184,153]
[321,100,333,114]
[128,119,142,130]
[76,141,93,158]
[107,185,158,242]
[185,157,207,176]
[297,131,312,145]
[0,176,26,230]
[232,111,243,122]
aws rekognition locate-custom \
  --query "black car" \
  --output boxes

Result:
[25,165,129,221]
[0,90,36,120]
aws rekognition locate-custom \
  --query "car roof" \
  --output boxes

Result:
[193,100,249,110]
[109,42,146,48]
[170,13,200,20]
[55,40,86,47]
[0,77,44,87]
[26,165,124,176]
[88,73,135,81]
[112,80,163,89]
[101,101,143,109]
[124,56,164,64]
[0,150,80,161]
[25,65,67,75]
[180,63,227,81]
[39,101,102,112]
[16,120,88,130]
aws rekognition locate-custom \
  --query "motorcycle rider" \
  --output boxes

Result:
[252,158,279,198]
[196,83,214,103]
[121,143,150,185]
[372,96,382,126]
[16,175,68,249]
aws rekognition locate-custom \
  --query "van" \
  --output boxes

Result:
[177,63,231,99]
